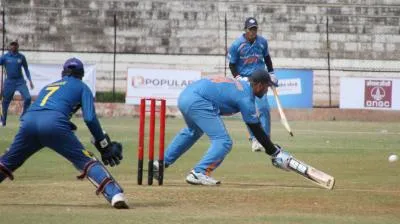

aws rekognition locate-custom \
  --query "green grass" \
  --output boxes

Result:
[1,115,400,224]
[95,91,125,103]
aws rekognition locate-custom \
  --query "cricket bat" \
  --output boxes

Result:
[271,87,293,137]
[287,156,335,190]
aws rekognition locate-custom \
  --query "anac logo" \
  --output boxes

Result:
[364,80,392,108]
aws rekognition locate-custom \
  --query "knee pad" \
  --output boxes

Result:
[0,162,14,181]
[77,160,123,202]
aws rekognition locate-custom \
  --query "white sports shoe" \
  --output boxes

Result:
[251,138,263,152]
[111,193,129,209]
[186,170,221,186]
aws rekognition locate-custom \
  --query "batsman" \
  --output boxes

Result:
[154,70,293,185]
[0,58,129,209]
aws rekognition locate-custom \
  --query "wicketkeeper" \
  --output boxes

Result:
[153,70,292,185]
[0,58,128,209]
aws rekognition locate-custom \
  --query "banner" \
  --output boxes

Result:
[27,64,96,96]
[340,77,400,110]
[267,69,313,109]
[125,68,201,105]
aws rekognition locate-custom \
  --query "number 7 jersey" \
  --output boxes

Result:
[27,75,104,140]
[29,76,93,117]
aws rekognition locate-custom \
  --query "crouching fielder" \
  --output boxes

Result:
[0,58,128,209]
[155,70,292,185]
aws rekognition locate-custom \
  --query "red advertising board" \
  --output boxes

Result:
[364,80,392,108]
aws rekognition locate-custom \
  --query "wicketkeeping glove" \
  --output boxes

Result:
[92,133,123,167]
[271,144,292,171]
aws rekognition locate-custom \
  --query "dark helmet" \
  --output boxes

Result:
[249,69,273,85]
[62,57,84,79]
[244,17,258,29]
[10,40,19,47]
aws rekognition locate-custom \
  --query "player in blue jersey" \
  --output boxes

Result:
[153,70,293,185]
[228,17,278,152]
[0,41,34,127]
[0,58,129,209]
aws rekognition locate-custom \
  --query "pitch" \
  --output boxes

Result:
[0,115,399,223]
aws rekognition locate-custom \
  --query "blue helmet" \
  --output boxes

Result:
[62,57,84,79]
[249,69,273,85]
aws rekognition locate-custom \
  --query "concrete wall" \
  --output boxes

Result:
[7,101,400,121]
[1,0,400,105]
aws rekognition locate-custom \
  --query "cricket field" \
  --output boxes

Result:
[0,115,399,224]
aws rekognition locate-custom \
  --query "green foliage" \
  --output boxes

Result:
[95,91,125,103]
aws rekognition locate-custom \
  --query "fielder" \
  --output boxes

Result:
[0,41,34,127]
[154,70,292,185]
[0,58,128,209]
[228,17,277,152]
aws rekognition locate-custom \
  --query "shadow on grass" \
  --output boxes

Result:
[223,182,324,190]
[1,201,174,209]
[158,181,324,190]
[0,202,109,209]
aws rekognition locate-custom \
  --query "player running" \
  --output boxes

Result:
[153,70,292,185]
[0,58,128,209]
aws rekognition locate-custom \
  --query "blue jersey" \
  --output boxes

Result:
[186,77,259,124]
[228,34,270,77]
[28,76,105,141]
[0,51,31,80]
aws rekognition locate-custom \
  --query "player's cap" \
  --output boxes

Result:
[62,57,84,79]
[10,41,19,46]
[249,70,273,85]
[244,17,258,29]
